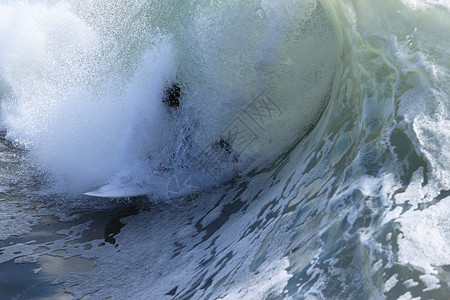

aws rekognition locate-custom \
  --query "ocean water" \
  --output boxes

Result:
[0,0,449,299]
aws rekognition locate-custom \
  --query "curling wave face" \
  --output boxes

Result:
[0,0,449,299]
[0,0,337,195]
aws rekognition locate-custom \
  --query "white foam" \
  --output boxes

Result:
[0,202,39,241]
[217,258,291,300]
[398,198,450,271]
[419,274,441,292]
[397,291,421,300]
[403,279,419,288]
[384,274,399,293]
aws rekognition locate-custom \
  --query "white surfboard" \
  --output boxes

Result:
[84,183,152,198]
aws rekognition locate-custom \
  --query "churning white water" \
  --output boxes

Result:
[0,0,449,299]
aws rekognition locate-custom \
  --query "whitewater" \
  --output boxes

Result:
[0,0,449,299]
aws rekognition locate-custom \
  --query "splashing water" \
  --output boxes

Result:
[0,0,449,299]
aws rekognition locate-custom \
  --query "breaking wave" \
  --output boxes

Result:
[0,0,448,299]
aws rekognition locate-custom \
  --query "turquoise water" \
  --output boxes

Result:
[1,0,449,299]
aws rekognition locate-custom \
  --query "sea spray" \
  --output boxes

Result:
[0,0,448,299]
[1,0,337,195]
